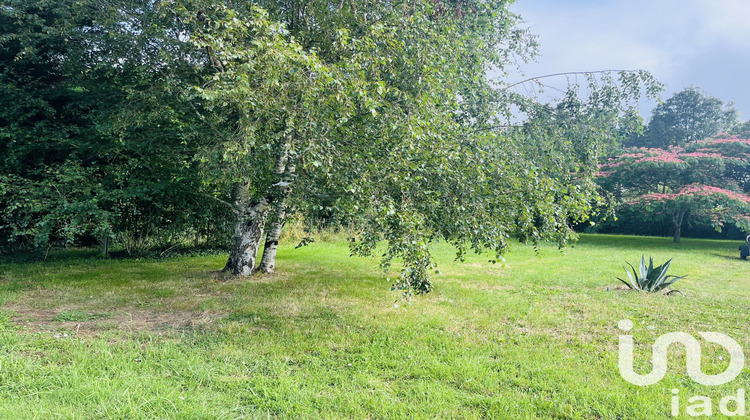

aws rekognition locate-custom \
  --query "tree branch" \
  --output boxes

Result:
[199,192,235,212]
[505,69,638,90]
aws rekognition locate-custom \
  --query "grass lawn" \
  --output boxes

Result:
[1,234,749,419]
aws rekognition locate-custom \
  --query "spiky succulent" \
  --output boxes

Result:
[616,255,685,293]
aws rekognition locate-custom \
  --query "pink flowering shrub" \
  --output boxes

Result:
[633,184,750,206]
[698,136,750,146]
[596,137,750,241]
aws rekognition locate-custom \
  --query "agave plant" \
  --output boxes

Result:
[616,255,685,293]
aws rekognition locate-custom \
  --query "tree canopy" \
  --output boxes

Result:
[628,86,739,148]
[1,0,661,295]
[597,136,750,242]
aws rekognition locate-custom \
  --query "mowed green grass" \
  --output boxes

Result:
[1,234,749,419]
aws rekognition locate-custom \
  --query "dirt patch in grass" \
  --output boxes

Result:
[0,268,237,335]
[5,303,222,335]
[0,267,302,336]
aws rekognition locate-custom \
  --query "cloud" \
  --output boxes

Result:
[508,0,750,118]
[692,0,750,49]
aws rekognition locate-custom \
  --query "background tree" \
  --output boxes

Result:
[0,0,230,255]
[627,86,738,148]
[597,136,750,242]
[731,120,750,137]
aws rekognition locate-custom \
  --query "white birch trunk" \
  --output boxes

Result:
[223,182,270,275]
[257,208,285,274]
[223,137,292,276]
[258,162,295,274]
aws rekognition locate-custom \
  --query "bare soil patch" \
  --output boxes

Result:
[5,303,222,335]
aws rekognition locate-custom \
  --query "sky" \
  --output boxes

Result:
[507,0,750,120]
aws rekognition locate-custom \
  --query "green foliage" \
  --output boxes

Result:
[0,0,232,254]
[597,136,750,242]
[731,119,750,137]
[628,86,738,148]
[616,255,685,293]
[166,0,661,294]
[0,165,111,251]
[1,0,662,294]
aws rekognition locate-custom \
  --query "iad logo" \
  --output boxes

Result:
[618,319,744,386]
[617,319,746,417]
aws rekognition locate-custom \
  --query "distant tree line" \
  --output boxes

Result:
[592,87,750,242]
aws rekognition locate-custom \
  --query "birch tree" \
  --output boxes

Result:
[173,1,659,294]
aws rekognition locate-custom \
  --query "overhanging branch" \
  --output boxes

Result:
[199,192,235,212]
[506,69,637,90]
